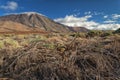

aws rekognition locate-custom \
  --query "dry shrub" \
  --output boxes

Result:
[0,35,120,80]
[47,36,67,45]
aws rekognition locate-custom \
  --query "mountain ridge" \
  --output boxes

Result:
[0,12,70,33]
[68,27,90,32]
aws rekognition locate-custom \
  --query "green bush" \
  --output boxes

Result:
[78,33,87,38]
[4,38,20,48]
[101,31,113,37]
[0,41,4,48]
[30,35,47,43]
[69,32,84,38]
[69,33,76,37]
[43,43,55,49]
[114,28,120,34]
[87,30,103,37]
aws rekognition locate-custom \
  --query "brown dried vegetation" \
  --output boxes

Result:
[0,33,120,80]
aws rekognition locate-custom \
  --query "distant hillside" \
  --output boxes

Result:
[0,12,70,33]
[68,27,90,32]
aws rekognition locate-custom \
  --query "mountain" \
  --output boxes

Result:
[0,21,32,32]
[68,27,90,32]
[0,12,70,33]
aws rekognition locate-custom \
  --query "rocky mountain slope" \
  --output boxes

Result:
[68,27,90,32]
[0,12,70,33]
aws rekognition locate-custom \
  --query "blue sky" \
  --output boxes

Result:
[0,0,120,30]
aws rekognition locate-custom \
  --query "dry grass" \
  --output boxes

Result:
[0,33,120,80]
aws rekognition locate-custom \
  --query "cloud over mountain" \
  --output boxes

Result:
[54,15,120,30]
[54,15,98,30]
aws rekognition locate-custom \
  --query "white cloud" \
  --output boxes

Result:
[54,15,120,30]
[0,1,18,11]
[95,24,120,30]
[103,15,108,19]
[104,20,116,23]
[84,11,104,16]
[54,15,98,29]
[112,14,120,19]
[54,15,92,23]
[73,9,80,12]
[94,12,104,15]
[84,11,91,15]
